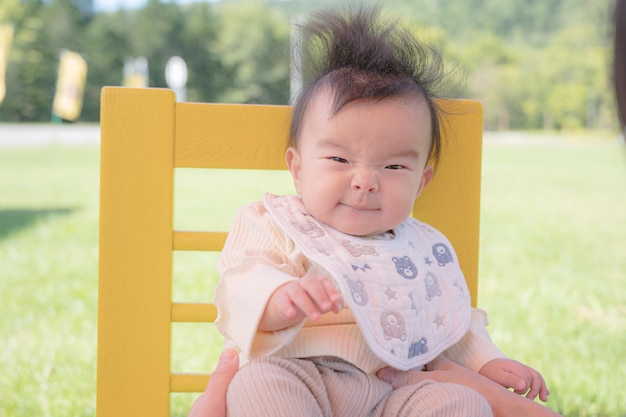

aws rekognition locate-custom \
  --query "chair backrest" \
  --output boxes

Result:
[97,87,483,417]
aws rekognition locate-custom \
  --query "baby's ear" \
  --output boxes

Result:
[285,147,302,194]
[416,165,434,198]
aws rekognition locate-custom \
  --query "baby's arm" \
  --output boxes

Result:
[377,356,562,417]
[479,357,550,402]
[444,308,549,401]
[215,202,318,357]
[260,274,343,331]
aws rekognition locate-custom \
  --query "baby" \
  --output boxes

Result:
[215,5,548,416]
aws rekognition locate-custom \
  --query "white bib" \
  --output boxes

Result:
[264,194,472,370]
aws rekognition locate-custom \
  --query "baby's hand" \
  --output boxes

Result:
[479,358,549,402]
[274,275,343,323]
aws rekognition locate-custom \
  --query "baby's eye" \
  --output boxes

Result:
[329,156,349,164]
[385,164,405,170]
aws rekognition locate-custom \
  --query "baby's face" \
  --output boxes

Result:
[286,88,434,236]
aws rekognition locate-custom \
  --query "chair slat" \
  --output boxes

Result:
[171,373,210,393]
[174,102,291,170]
[173,231,226,251]
[98,87,175,417]
[414,99,483,305]
[171,302,218,323]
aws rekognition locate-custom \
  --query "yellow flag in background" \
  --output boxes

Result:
[123,56,149,88]
[0,24,14,104]
[52,50,88,121]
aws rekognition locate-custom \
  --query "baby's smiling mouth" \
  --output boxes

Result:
[341,202,379,211]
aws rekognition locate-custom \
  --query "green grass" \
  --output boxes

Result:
[0,135,624,416]
[0,146,99,417]
[478,137,626,416]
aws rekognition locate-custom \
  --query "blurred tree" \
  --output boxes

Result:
[81,9,133,118]
[0,0,25,23]
[0,1,54,121]
[541,24,611,130]
[133,0,186,88]
[442,0,613,130]
[177,3,224,103]
[213,1,290,104]
[0,0,88,121]
[0,0,616,130]
[45,0,88,50]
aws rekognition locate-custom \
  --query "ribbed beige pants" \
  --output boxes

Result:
[226,356,493,417]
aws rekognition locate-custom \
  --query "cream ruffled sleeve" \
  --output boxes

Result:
[214,201,308,360]
[443,308,507,372]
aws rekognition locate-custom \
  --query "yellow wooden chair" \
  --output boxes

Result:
[96,86,483,417]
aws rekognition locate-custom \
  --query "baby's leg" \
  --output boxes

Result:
[312,356,392,417]
[380,380,493,417]
[226,356,330,417]
[227,356,393,417]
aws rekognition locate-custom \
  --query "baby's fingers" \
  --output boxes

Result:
[283,282,324,321]
[525,370,549,402]
[319,278,343,313]
[539,383,550,402]
[299,276,341,315]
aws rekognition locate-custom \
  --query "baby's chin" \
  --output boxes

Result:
[331,223,392,238]
[311,210,394,237]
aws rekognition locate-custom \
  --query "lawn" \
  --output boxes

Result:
[0,133,624,416]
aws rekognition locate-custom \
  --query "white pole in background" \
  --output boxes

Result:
[165,56,188,102]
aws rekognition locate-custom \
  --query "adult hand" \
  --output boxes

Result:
[188,348,239,417]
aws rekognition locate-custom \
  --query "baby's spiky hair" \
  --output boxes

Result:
[290,4,453,166]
